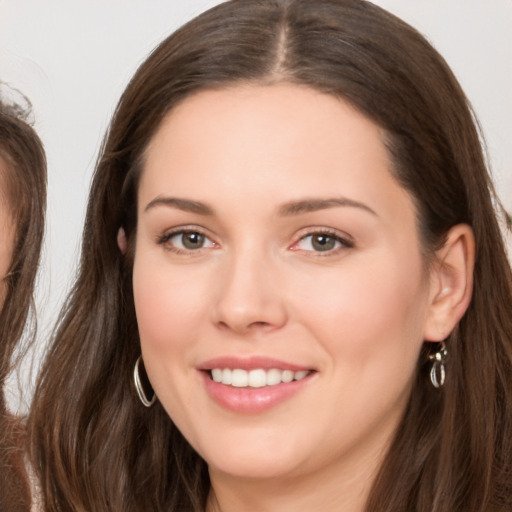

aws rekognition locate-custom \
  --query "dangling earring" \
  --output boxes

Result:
[428,342,448,389]
[133,356,156,407]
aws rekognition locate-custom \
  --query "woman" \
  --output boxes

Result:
[29,1,512,511]
[0,90,46,511]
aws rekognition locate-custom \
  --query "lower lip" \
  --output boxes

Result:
[200,371,314,413]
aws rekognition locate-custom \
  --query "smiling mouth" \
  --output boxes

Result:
[209,368,313,388]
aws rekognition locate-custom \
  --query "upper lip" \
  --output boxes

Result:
[197,356,313,372]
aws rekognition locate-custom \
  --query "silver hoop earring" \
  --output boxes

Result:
[134,356,156,407]
[428,342,448,389]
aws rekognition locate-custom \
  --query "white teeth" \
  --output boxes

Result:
[266,368,282,386]
[231,369,248,387]
[222,368,232,385]
[282,370,294,383]
[248,369,267,388]
[209,368,311,387]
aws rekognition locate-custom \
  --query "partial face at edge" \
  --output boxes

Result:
[132,84,435,482]
[0,157,15,308]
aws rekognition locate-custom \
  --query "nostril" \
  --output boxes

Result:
[249,321,271,328]
[216,319,272,333]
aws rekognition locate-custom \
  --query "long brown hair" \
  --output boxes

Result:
[28,1,512,511]
[0,89,47,511]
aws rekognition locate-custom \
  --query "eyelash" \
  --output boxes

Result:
[291,229,354,255]
[156,228,216,254]
[156,227,354,255]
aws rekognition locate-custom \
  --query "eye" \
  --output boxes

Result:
[158,230,216,252]
[293,231,353,253]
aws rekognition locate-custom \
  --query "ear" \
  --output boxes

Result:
[423,224,475,342]
[117,227,127,255]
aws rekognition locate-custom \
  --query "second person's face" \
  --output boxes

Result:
[0,160,14,308]
[133,84,435,485]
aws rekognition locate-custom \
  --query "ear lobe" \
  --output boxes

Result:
[117,227,127,255]
[423,224,475,342]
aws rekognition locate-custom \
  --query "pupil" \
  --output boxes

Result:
[312,235,335,251]
[183,232,204,249]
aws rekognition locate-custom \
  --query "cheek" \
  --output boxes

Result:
[132,246,220,386]
[132,253,210,421]
[133,261,203,353]
[291,254,429,440]
[294,250,428,364]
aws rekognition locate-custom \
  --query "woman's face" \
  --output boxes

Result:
[0,159,14,307]
[133,84,436,483]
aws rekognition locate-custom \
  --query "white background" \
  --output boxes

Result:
[0,0,510,408]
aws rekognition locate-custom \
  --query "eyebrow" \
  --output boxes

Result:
[144,196,214,215]
[278,197,378,217]
[144,195,377,217]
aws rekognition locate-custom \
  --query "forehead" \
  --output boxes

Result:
[139,84,411,217]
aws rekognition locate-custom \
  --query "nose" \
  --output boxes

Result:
[211,250,288,335]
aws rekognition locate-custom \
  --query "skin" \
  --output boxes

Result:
[132,84,474,512]
[0,158,14,308]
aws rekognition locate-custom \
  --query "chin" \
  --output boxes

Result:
[194,428,307,480]
[207,453,300,480]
